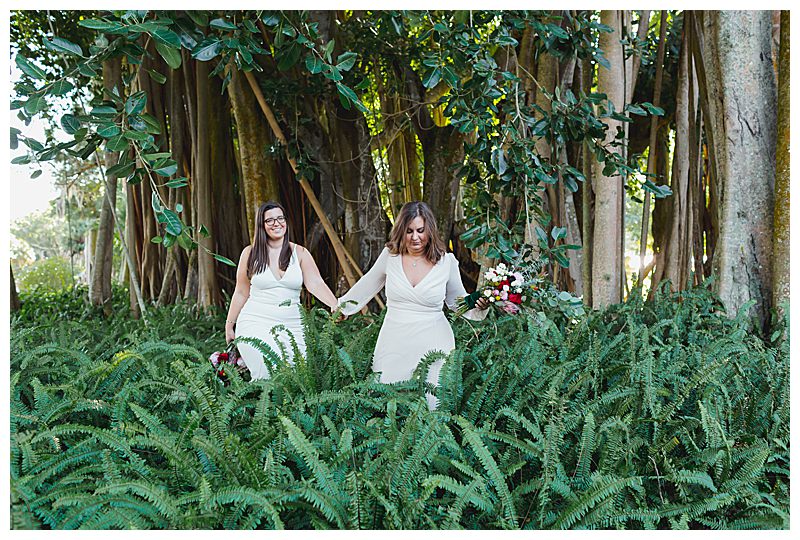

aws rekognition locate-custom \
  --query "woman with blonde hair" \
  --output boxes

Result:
[337,201,489,408]
[225,201,338,379]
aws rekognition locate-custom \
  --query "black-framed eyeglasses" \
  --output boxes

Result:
[264,216,286,226]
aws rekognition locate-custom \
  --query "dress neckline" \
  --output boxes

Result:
[268,245,295,282]
[400,253,438,289]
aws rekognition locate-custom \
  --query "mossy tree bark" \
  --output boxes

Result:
[228,66,281,241]
[699,11,777,328]
[772,10,789,318]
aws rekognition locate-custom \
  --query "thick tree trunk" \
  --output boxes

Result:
[332,111,387,271]
[772,10,789,317]
[195,59,222,308]
[591,10,626,308]
[578,58,594,305]
[90,56,122,312]
[157,65,189,306]
[10,265,20,311]
[208,73,242,298]
[638,11,668,285]
[535,46,559,238]
[699,11,776,327]
[125,180,142,319]
[421,126,465,245]
[663,23,692,291]
[228,66,280,239]
[378,83,422,216]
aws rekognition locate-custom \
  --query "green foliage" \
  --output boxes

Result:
[16,256,75,293]
[10,285,788,529]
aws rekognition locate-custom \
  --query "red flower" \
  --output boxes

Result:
[219,352,229,362]
[508,293,522,304]
[499,279,510,289]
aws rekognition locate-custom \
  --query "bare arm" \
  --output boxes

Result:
[297,245,338,309]
[225,246,252,342]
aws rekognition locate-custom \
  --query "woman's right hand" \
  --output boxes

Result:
[225,324,235,344]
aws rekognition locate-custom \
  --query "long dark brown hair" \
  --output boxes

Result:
[386,201,446,264]
[248,201,292,278]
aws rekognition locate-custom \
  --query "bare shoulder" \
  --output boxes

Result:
[292,243,308,260]
[240,245,253,262]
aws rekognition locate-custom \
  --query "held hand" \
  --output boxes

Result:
[225,325,235,344]
[330,306,348,322]
[330,301,348,322]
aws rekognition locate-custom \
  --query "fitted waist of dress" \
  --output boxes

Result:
[386,301,446,317]
[242,296,301,308]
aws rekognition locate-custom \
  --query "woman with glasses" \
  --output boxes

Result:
[224,201,338,379]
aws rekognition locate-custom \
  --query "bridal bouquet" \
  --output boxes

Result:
[209,343,247,386]
[457,262,544,316]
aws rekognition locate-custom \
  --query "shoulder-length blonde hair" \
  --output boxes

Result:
[386,201,446,264]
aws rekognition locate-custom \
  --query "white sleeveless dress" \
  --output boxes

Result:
[337,247,487,408]
[236,246,306,379]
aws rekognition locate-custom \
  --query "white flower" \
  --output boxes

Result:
[483,289,492,297]
[515,288,522,293]
[489,296,496,302]
[502,284,509,292]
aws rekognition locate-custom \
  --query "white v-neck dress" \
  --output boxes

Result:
[236,246,306,379]
[337,247,487,408]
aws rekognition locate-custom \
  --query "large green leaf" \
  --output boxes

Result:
[305,54,324,74]
[491,148,507,176]
[97,124,121,138]
[154,160,178,177]
[47,80,74,96]
[186,12,209,27]
[60,114,81,135]
[209,17,237,30]
[106,134,129,153]
[166,177,188,188]
[90,105,118,117]
[213,253,236,267]
[125,91,147,115]
[15,55,46,80]
[42,36,84,57]
[191,39,222,62]
[422,68,441,89]
[150,28,182,49]
[155,42,182,70]
[23,95,46,116]
[140,114,162,134]
[277,43,302,71]
[106,161,136,178]
[336,51,357,71]
[162,209,183,236]
[147,69,167,84]
[78,19,123,32]
[123,130,151,142]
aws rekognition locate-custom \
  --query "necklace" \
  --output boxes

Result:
[408,254,423,267]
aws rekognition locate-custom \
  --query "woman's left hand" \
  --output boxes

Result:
[475,297,490,310]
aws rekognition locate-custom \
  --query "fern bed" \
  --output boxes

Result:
[10,286,789,529]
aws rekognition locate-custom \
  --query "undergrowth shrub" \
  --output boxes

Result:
[10,284,789,529]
